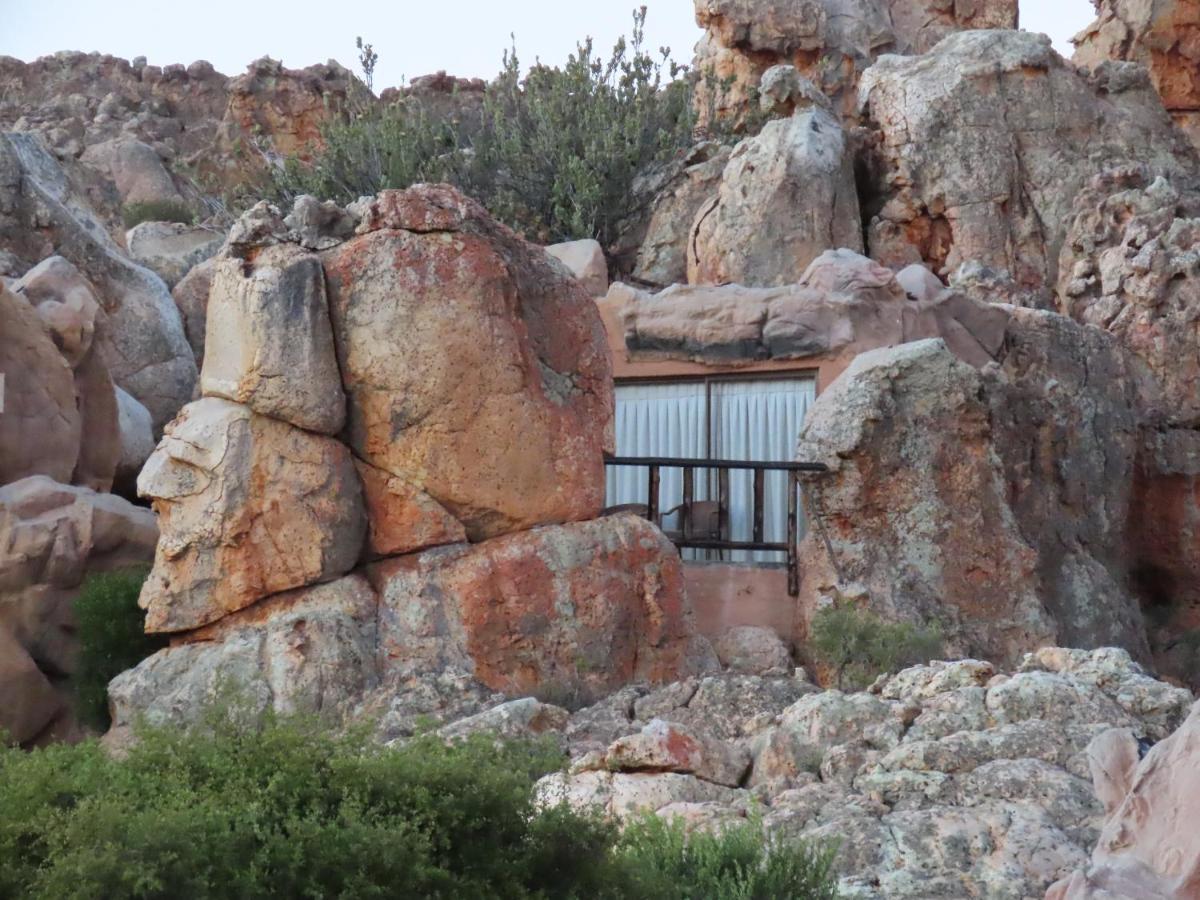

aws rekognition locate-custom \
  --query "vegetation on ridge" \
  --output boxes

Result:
[256,8,695,250]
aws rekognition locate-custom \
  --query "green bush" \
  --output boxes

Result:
[810,599,944,691]
[72,567,164,730]
[121,200,195,229]
[0,708,839,899]
[261,8,694,249]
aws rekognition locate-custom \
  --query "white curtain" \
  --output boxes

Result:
[606,377,816,564]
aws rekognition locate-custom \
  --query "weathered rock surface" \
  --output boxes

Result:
[1074,0,1200,150]
[1049,699,1200,899]
[368,513,711,699]
[125,220,223,288]
[632,142,730,287]
[529,648,1190,899]
[201,244,345,434]
[322,186,613,541]
[688,104,862,287]
[859,30,1199,296]
[714,625,792,675]
[0,476,157,745]
[136,397,366,633]
[617,250,1009,370]
[80,137,186,210]
[354,458,467,559]
[170,256,214,363]
[691,0,1019,129]
[0,132,197,429]
[795,331,1148,666]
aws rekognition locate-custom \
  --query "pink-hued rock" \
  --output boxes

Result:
[136,397,366,633]
[1047,701,1200,899]
[368,514,714,698]
[605,718,752,787]
[322,185,613,541]
[1074,0,1200,151]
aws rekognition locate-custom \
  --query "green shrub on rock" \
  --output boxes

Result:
[0,707,840,899]
[72,566,164,729]
[121,200,195,229]
[261,8,694,250]
[810,598,945,691]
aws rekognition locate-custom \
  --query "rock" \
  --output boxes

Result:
[69,347,120,493]
[535,770,747,820]
[1049,700,1200,899]
[617,250,1010,370]
[114,387,155,495]
[108,574,378,740]
[367,513,709,699]
[780,690,904,752]
[859,30,1199,294]
[354,458,467,559]
[437,698,570,743]
[136,397,366,633]
[1084,728,1141,816]
[364,668,506,744]
[0,133,197,429]
[200,244,345,434]
[690,0,1019,130]
[632,143,730,287]
[170,257,215,364]
[635,673,817,741]
[322,185,613,541]
[605,718,752,787]
[1058,169,1200,426]
[1074,0,1200,151]
[0,476,157,745]
[687,107,862,287]
[0,285,80,486]
[80,137,186,209]
[125,220,223,288]
[796,321,1152,665]
[283,194,358,250]
[545,239,608,297]
[714,625,791,675]
[11,255,100,367]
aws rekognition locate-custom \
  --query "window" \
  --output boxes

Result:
[605,375,817,562]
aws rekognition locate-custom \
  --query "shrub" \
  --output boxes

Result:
[261,8,694,249]
[121,200,195,229]
[0,708,840,899]
[72,567,164,729]
[810,599,944,691]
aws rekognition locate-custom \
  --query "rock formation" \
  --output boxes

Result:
[114,186,711,734]
[1074,0,1200,151]
[691,0,1019,130]
[1049,698,1200,899]
[0,476,157,746]
[859,30,1199,298]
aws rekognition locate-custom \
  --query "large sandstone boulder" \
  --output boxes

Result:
[0,132,197,429]
[125,220,223,289]
[688,103,862,287]
[321,185,613,541]
[201,244,345,434]
[136,397,366,633]
[545,239,608,298]
[79,137,187,210]
[171,256,215,364]
[368,513,713,699]
[1049,699,1200,899]
[691,0,1019,129]
[795,329,1149,666]
[1074,0,1200,151]
[859,30,1199,298]
[0,476,157,745]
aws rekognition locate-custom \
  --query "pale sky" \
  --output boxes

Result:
[1,0,1097,89]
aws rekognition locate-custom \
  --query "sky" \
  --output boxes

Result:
[1,0,1098,89]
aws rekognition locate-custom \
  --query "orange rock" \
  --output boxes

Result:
[354,458,467,559]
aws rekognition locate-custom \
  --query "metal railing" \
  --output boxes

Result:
[603,456,828,597]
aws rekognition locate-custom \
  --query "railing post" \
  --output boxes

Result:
[647,465,660,524]
[682,467,694,539]
[787,469,799,597]
[718,468,729,546]
[752,467,765,544]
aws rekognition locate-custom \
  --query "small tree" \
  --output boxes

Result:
[810,598,944,691]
